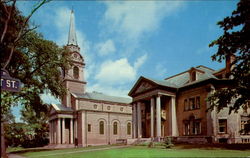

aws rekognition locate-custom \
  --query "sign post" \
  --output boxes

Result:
[1,69,21,92]
[1,68,21,158]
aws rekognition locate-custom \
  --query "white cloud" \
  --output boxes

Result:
[87,84,131,98]
[95,58,136,85]
[95,54,147,86]
[134,54,148,70]
[96,39,116,56]
[103,1,183,40]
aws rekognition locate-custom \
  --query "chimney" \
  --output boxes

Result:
[225,54,236,76]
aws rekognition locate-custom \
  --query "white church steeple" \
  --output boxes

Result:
[68,10,78,46]
[62,9,86,107]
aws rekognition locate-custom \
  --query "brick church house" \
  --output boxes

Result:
[129,57,250,144]
[49,10,249,146]
[49,11,132,147]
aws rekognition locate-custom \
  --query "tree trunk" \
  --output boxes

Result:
[1,122,7,158]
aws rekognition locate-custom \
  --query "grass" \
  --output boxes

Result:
[7,147,25,153]
[17,145,250,158]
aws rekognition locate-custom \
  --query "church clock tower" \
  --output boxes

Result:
[62,10,86,107]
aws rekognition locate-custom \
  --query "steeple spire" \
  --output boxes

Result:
[68,10,78,46]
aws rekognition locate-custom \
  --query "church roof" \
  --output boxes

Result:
[72,92,132,104]
[51,103,73,112]
[68,10,78,46]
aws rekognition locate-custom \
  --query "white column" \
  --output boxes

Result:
[49,121,52,144]
[137,102,142,138]
[132,103,137,139]
[150,97,155,138]
[156,95,161,138]
[74,119,78,143]
[57,118,61,144]
[70,118,73,144]
[62,118,65,144]
[171,97,178,136]
[52,120,55,144]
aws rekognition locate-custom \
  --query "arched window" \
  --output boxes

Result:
[127,122,131,135]
[73,66,79,79]
[99,121,104,134]
[113,122,118,135]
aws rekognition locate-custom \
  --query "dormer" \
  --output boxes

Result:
[188,67,205,82]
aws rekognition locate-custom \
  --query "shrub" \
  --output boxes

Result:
[148,142,154,148]
[164,137,174,149]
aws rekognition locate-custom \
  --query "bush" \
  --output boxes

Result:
[164,137,174,149]
[148,142,154,148]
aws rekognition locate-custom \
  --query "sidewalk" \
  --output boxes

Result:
[7,145,129,158]
[8,154,27,158]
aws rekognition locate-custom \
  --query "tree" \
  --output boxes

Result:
[20,104,50,147]
[208,0,250,113]
[0,0,71,115]
[0,0,72,151]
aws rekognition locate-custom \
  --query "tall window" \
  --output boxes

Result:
[218,119,227,133]
[189,98,195,110]
[195,121,201,134]
[88,124,91,132]
[127,122,131,135]
[99,121,104,134]
[196,97,200,109]
[240,116,250,135]
[184,99,188,111]
[184,123,189,135]
[113,122,118,135]
[73,66,79,79]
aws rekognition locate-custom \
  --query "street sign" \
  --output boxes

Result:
[0,69,21,92]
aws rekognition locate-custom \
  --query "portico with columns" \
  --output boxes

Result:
[49,106,76,145]
[129,76,179,141]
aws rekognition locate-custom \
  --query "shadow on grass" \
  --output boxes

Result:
[173,143,250,150]
[8,144,124,154]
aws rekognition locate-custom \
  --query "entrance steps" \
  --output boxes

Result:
[127,138,152,145]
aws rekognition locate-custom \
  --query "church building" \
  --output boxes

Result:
[129,56,250,144]
[49,11,132,147]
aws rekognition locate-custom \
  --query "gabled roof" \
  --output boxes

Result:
[128,76,178,96]
[51,104,73,112]
[129,65,220,96]
[72,92,132,104]
[164,65,217,88]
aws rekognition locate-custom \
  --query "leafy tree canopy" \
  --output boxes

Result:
[0,0,72,117]
[208,0,250,113]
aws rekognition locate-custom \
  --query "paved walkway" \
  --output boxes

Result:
[8,154,27,158]
[8,145,128,158]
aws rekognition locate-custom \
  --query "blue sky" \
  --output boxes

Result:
[13,0,238,121]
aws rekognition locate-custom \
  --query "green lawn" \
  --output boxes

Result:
[19,145,250,158]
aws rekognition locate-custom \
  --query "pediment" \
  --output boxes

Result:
[129,76,160,97]
[135,81,154,94]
